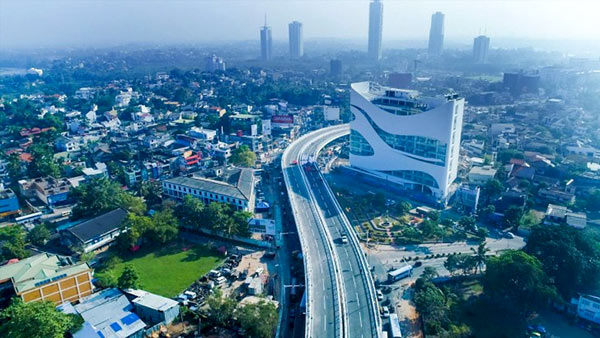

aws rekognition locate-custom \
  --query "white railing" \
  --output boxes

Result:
[312,126,382,338]
[298,135,347,338]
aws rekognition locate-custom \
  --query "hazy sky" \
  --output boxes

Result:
[1,0,599,49]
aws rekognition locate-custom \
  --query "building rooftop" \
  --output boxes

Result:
[545,204,568,219]
[0,253,90,294]
[63,208,128,243]
[165,168,254,201]
[73,288,146,338]
[125,289,178,312]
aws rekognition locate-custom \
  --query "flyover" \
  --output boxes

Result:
[281,124,380,338]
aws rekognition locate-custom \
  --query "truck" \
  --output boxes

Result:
[387,265,413,283]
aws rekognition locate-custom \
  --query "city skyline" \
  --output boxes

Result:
[2,1,599,50]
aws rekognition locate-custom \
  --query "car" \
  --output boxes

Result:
[340,235,348,244]
[413,261,422,268]
[290,160,298,165]
[380,306,390,318]
[377,290,383,301]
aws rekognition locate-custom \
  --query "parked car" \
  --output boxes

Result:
[380,306,390,318]
[377,290,383,301]
[413,261,422,268]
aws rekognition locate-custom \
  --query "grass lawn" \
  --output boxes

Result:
[97,241,224,297]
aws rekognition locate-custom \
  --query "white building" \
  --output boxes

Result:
[574,294,600,325]
[349,81,464,202]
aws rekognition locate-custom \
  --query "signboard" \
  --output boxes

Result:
[271,115,294,124]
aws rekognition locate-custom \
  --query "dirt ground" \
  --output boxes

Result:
[221,249,275,297]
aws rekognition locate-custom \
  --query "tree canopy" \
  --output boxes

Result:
[236,299,279,338]
[71,178,146,219]
[117,265,140,289]
[483,250,556,316]
[230,145,256,167]
[0,299,82,338]
[525,225,600,300]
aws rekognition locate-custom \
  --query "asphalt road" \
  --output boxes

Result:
[283,129,343,338]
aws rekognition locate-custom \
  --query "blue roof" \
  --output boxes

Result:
[121,313,140,326]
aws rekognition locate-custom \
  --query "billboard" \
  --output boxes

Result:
[271,115,294,124]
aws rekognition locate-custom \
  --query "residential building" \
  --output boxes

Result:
[367,0,383,61]
[428,12,445,56]
[288,21,303,58]
[60,208,128,253]
[0,187,20,218]
[349,82,464,202]
[260,18,273,61]
[467,166,497,184]
[188,127,217,141]
[473,35,490,64]
[55,136,80,153]
[0,253,93,306]
[544,204,587,229]
[18,176,72,206]
[455,184,480,214]
[162,168,255,211]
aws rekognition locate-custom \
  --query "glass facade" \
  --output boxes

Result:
[350,130,374,156]
[383,170,439,188]
[352,105,447,165]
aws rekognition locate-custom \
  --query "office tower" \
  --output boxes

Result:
[503,70,540,96]
[367,0,383,61]
[330,59,342,78]
[204,55,226,72]
[260,17,273,61]
[349,81,464,202]
[288,21,304,58]
[428,12,445,56]
[473,35,490,64]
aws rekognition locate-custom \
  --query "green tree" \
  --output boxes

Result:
[0,226,27,261]
[471,242,490,273]
[236,299,279,338]
[117,265,140,289]
[176,194,205,229]
[26,224,51,246]
[136,181,162,206]
[206,289,236,327]
[147,209,179,244]
[396,201,412,215]
[230,210,252,237]
[458,216,477,232]
[0,298,82,338]
[230,145,256,167]
[503,205,524,230]
[27,143,60,178]
[414,279,448,334]
[71,178,146,219]
[483,250,556,316]
[525,225,600,300]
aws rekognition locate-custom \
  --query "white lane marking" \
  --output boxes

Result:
[353,277,357,288]
[359,312,363,328]
[355,292,360,307]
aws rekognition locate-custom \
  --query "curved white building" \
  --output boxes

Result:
[349,82,464,202]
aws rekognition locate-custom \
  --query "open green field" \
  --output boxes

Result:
[97,242,224,297]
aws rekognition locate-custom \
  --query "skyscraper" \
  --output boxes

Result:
[428,12,445,56]
[288,21,303,58]
[260,17,272,61]
[349,81,464,202]
[330,59,342,79]
[367,0,383,61]
[473,35,490,64]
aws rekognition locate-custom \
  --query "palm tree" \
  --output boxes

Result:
[471,242,490,274]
